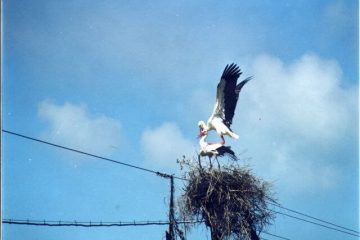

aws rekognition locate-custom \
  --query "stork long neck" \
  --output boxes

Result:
[199,134,208,148]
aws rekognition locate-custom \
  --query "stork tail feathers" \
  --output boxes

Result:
[230,132,239,139]
[217,146,237,161]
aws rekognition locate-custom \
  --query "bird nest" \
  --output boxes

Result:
[177,157,276,240]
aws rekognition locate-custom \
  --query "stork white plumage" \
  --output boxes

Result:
[198,63,251,143]
[198,128,236,168]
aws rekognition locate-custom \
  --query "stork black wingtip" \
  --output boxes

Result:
[222,63,241,79]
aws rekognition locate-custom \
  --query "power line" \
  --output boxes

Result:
[272,210,360,237]
[2,219,169,227]
[3,129,357,237]
[268,202,359,234]
[2,129,185,181]
[262,231,291,240]
[2,219,205,227]
[3,219,291,240]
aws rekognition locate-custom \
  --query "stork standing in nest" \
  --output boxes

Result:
[198,127,236,169]
[198,63,251,144]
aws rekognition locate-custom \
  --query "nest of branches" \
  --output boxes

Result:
[178,159,276,240]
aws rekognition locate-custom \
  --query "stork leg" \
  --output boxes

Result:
[208,156,212,169]
[198,155,202,170]
[215,157,221,170]
[220,135,225,145]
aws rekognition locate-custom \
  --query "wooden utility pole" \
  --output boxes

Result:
[166,175,175,240]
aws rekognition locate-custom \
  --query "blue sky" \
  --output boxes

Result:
[2,0,358,239]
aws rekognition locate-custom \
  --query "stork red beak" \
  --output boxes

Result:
[198,128,206,138]
[197,128,202,138]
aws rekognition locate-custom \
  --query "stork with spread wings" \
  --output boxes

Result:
[198,63,251,144]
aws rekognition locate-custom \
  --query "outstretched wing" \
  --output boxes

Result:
[210,63,251,127]
[224,75,252,127]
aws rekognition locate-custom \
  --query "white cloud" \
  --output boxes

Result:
[246,53,355,142]
[38,100,123,156]
[140,122,196,171]
[221,53,357,194]
[266,145,341,193]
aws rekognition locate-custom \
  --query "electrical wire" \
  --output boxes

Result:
[262,231,291,240]
[272,210,360,237]
[3,219,291,240]
[2,129,185,181]
[2,219,169,227]
[268,201,359,234]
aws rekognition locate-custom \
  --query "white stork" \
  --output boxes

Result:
[198,63,251,143]
[199,128,236,168]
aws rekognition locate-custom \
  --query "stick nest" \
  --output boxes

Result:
[178,158,276,240]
